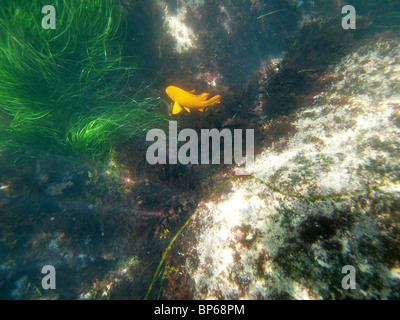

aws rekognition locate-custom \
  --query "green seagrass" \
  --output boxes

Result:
[0,0,168,165]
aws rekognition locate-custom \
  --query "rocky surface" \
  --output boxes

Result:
[177,39,400,299]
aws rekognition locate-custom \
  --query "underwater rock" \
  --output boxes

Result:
[10,276,29,299]
[44,181,74,197]
[176,39,400,299]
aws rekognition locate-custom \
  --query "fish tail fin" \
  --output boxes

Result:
[199,93,210,100]
[172,100,183,114]
[207,95,221,105]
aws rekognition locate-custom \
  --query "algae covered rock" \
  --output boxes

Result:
[178,40,400,299]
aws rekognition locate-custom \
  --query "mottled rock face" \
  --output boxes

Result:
[181,40,400,299]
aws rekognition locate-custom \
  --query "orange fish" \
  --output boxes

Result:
[165,86,221,115]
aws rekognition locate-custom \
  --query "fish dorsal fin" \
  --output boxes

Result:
[199,93,209,101]
[188,89,195,94]
[172,100,183,115]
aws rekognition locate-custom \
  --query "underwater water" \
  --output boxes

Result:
[0,0,400,301]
